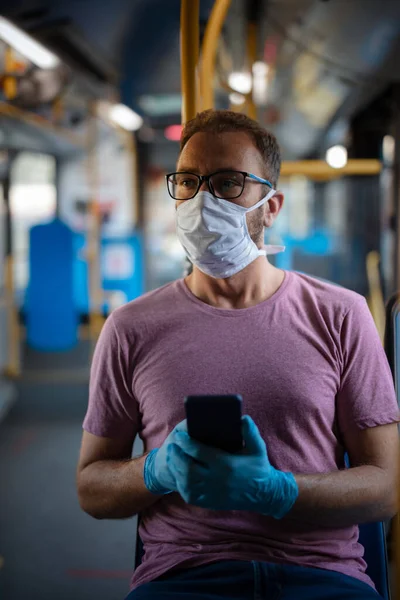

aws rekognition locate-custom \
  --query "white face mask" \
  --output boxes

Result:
[176,189,284,279]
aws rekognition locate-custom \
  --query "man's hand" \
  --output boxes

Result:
[143,420,187,495]
[167,415,298,518]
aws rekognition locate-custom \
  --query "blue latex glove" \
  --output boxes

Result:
[166,415,298,518]
[143,420,187,495]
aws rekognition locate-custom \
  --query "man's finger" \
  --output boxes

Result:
[173,432,223,464]
[241,415,267,456]
[167,443,207,482]
[173,419,188,434]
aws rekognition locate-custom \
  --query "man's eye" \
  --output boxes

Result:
[222,179,237,188]
[181,179,196,187]
[219,179,242,191]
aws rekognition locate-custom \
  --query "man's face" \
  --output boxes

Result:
[176,131,282,246]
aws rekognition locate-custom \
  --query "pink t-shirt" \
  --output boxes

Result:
[83,271,399,590]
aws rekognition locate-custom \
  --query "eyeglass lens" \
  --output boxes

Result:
[168,171,245,200]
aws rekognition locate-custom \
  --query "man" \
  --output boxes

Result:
[77,110,400,600]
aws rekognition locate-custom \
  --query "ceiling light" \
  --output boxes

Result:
[326,145,348,169]
[382,135,395,165]
[108,104,143,131]
[0,16,60,69]
[228,72,252,95]
[164,124,182,141]
[229,92,245,106]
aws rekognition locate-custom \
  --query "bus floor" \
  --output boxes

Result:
[0,341,138,600]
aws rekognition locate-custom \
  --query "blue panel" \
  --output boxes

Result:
[73,232,90,316]
[26,219,78,351]
[101,234,144,306]
[72,232,145,316]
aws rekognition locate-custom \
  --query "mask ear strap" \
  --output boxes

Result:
[257,245,285,258]
[247,188,276,213]
[264,245,285,255]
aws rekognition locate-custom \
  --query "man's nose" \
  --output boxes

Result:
[198,179,210,193]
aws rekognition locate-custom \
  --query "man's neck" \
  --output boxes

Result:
[184,258,285,310]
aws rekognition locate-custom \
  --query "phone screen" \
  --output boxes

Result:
[184,394,243,453]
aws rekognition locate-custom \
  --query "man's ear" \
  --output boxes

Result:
[263,191,284,228]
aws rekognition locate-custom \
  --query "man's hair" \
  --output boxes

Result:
[180,109,281,187]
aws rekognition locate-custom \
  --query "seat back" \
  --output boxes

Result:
[392,301,400,405]
[343,452,390,598]
[384,292,400,394]
[135,520,144,570]
[384,293,398,378]
[358,521,390,599]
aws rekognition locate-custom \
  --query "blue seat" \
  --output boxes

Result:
[135,525,144,569]
[343,452,390,599]
[359,521,390,599]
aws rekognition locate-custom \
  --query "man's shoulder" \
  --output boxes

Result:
[111,279,183,328]
[290,271,365,315]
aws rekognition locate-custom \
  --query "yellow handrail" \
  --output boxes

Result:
[4,255,20,377]
[280,159,382,179]
[365,251,386,343]
[180,0,199,123]
[200,0,232,111]
[125,131,140,228]
[246,22,257,120]
[86,101,104,346]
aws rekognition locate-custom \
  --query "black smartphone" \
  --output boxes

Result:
[184,394,243,453]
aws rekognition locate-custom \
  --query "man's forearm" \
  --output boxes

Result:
[77,454,159,519]
[287,465,397,528]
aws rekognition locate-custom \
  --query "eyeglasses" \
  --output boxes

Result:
[165,170,273,201]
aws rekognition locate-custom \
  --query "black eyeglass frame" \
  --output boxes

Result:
[165,170,273,201]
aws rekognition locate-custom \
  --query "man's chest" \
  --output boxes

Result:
[131,318,341,447]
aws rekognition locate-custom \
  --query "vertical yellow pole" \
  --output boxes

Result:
[365,251,386,342]
[246,22,257,120]
[86,102,104,345]
[180,0,199,123]
[4,257,20,377]
[200,0,232,111]
[117,126,140,229]
[3,46,17,101]
[127,132,139,227]
[3,167,20,377]
[52,96,64,124]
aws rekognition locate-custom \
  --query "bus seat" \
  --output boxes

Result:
[344,451,390,598]
[384,292,398,380]
[135,520,144,569]
[134,519,391,598]
[358,521,390,599]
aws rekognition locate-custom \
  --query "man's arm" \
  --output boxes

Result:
[167,417,399,523]
[289,422,399,527]
[76,431,159,519]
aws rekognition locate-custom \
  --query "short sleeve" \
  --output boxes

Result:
[82,313,139,439]
[336,296,400,434]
